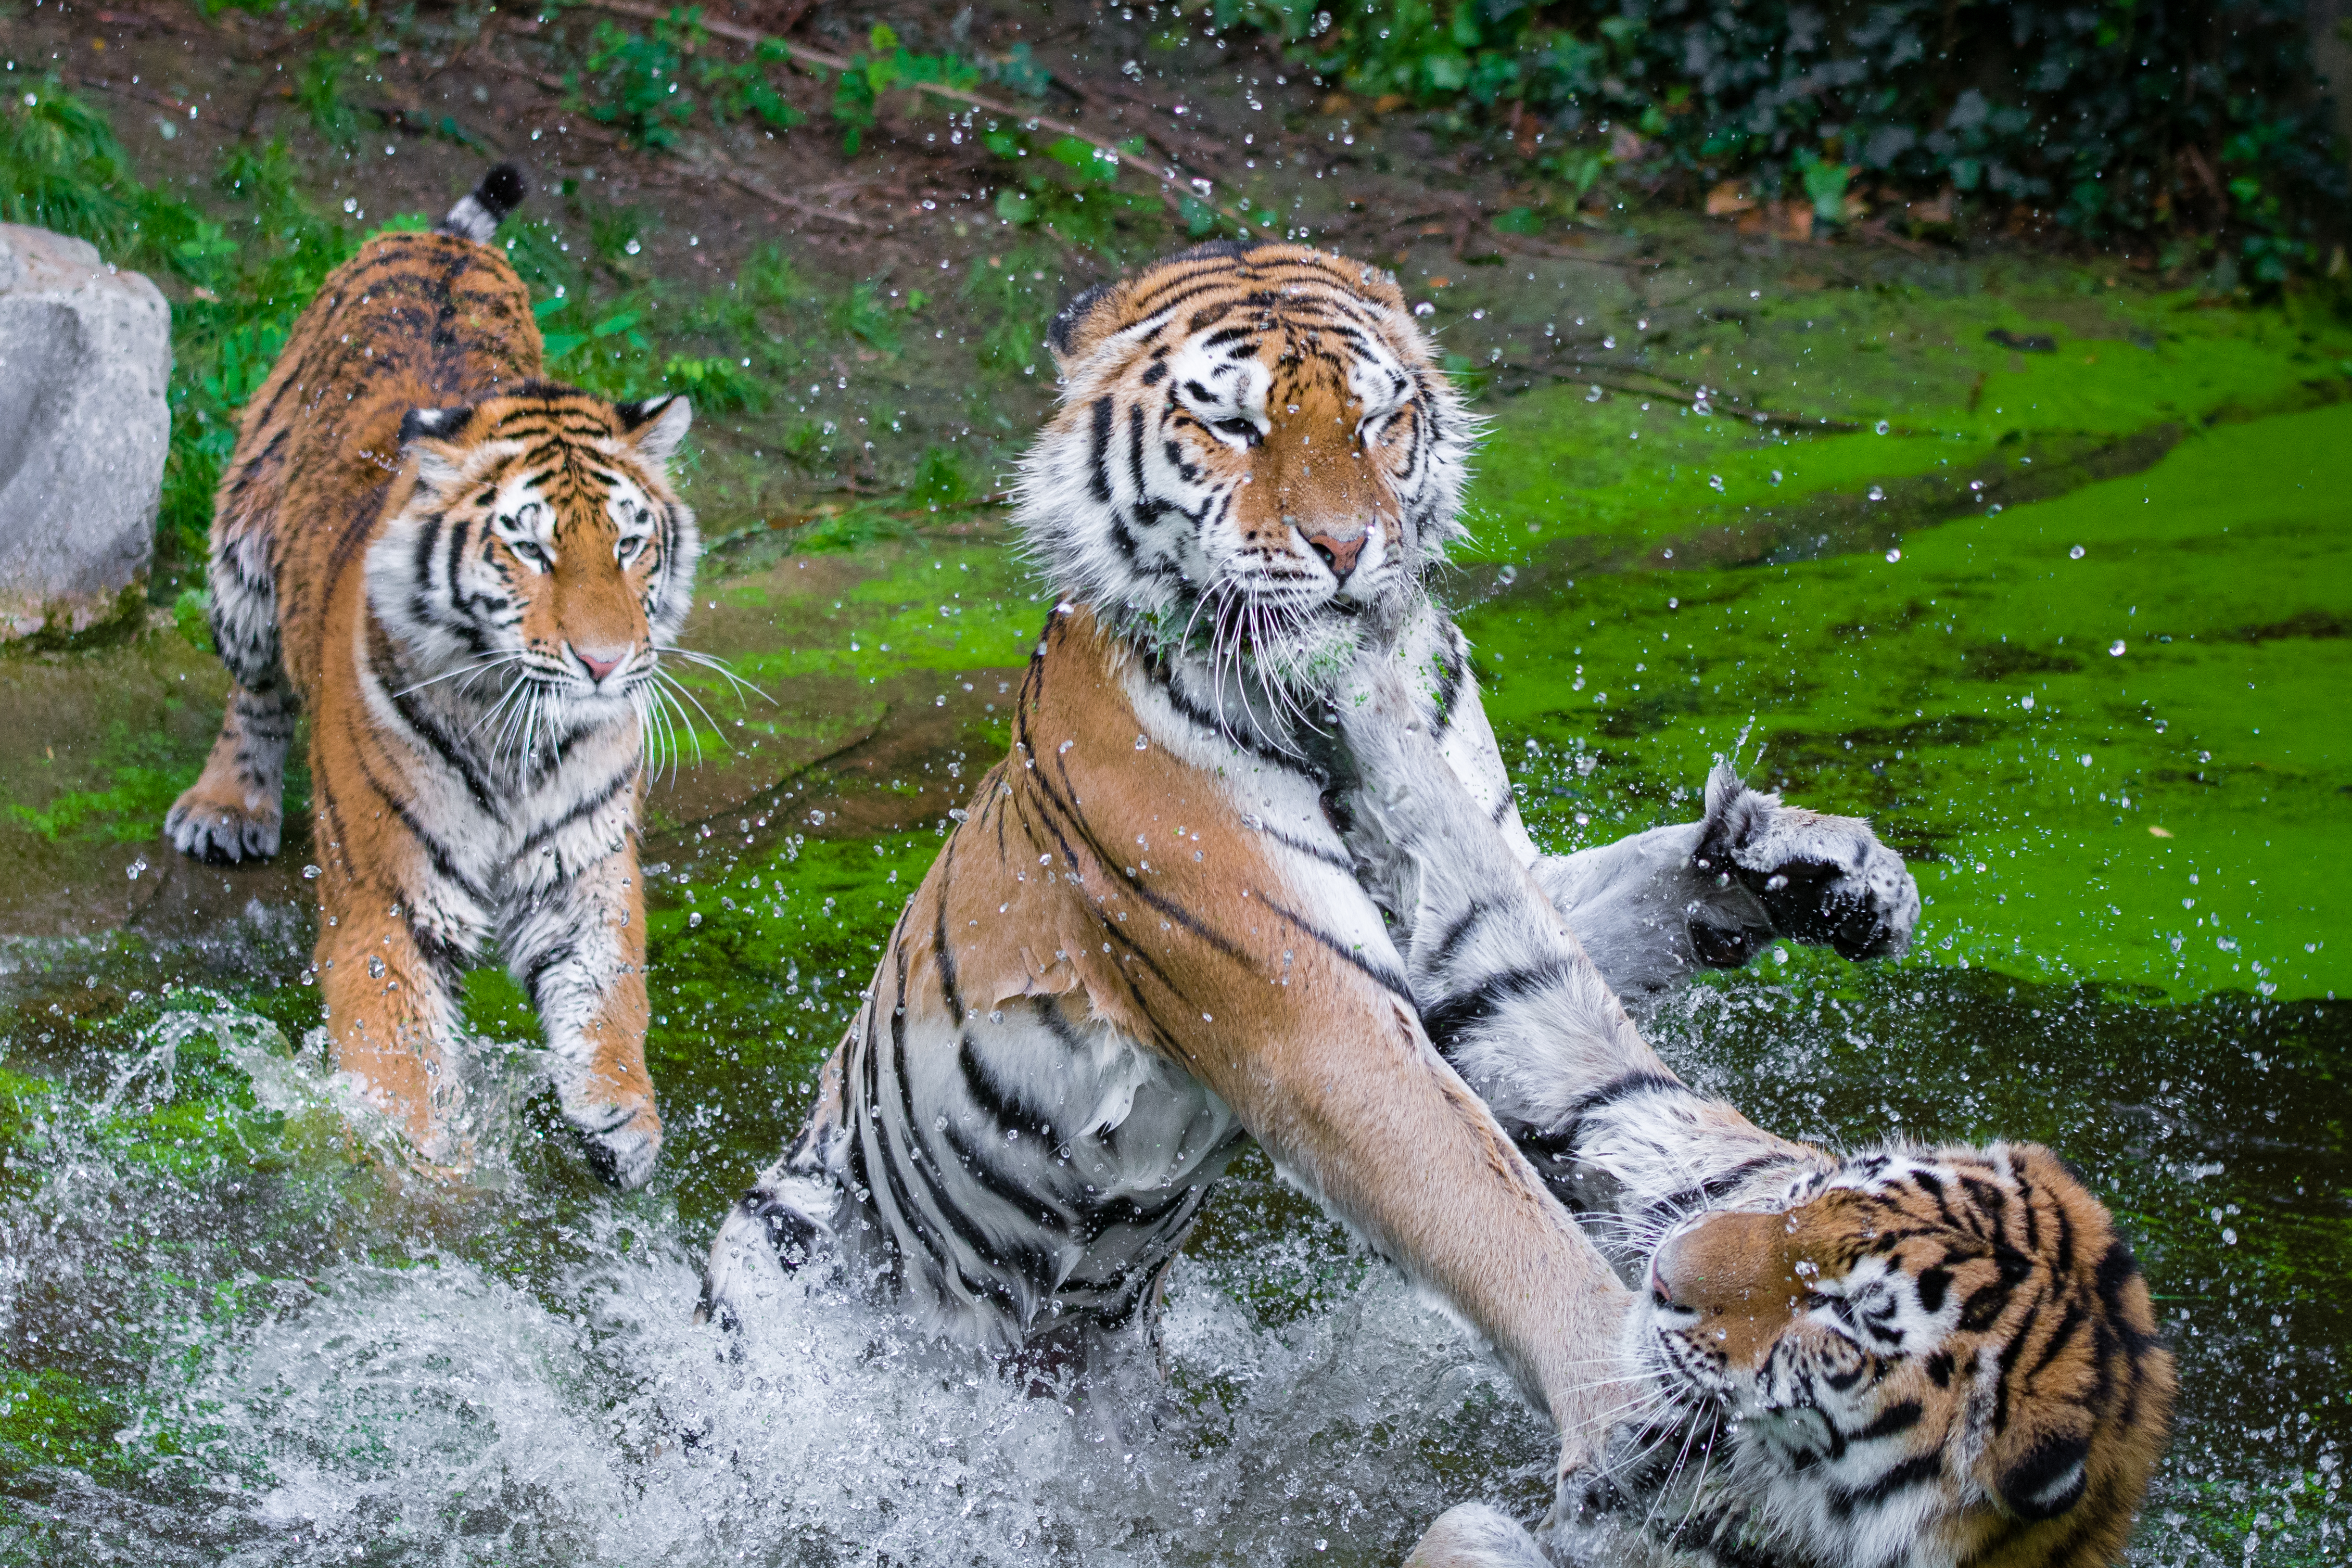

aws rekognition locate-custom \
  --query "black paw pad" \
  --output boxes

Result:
[1749,859,1900,960]
[751,1194,824,1270]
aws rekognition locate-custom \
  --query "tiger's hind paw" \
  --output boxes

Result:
[570,1099,664,1190]
[1405,1503,1554,1568]
[1696,762,1919,962]
[164,780,283,863]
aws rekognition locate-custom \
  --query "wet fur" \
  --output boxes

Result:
[164,167,701,1189]
[707,244,1632,1475]
[1336,662,2173,1568]
[706,242,1919,1482]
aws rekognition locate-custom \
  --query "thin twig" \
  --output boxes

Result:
[61,71,198,116]
[1502,365,1864,431]
[705,162,878,229]
[1491,229,1657,269]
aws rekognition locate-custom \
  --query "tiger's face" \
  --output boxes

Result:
[1625,1143,2173,1567]
[1021,241,1470,693]
[369,385,699,737]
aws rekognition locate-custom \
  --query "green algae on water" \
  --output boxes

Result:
[1465,401,2352,1003]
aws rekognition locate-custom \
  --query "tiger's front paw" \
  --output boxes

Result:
[1695,763,1919,961]
[164,777,282,863]
[696,1167,840,1329]
[567,1096,664,1189]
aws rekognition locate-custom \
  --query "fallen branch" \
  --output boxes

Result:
[565,0,1251,226]
[1498,364,1864,431]
[1491,229,1656,269]
[704,163,878,230]
[478,49,871,226]
[61,70,199,117]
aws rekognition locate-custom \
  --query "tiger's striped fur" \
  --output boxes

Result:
[163,165,701,1189]
[706,243,1634,1477]
[1337,660,2174,1568]
[704,242,1915,1482]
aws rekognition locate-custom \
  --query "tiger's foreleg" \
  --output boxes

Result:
[168,521,297,862]
[315,868,478,1169]
[1340,658,1808,1210]
[501,838,662,1188]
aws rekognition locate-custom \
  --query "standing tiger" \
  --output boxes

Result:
[700,242,1919,1485]
[1328,660,2173,1568]
[164,164,700,1189]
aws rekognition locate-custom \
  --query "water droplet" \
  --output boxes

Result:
[2069,544,2087,559]
[1413,301,1434,316]
[367,955,386,979]
[624,238,641,256]
[688,911,702,928]
[1134,734,1149,751]
[1867,485,1885,501]
[2109,640,2127,656]
[1885,547,1902,563]
[1874,420,1890,435]
[1769,469,1783,486]
[1708,474,1725,492]
[2021,695,2035,709]
[302,864,322,879]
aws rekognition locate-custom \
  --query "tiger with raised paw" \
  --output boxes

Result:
[1331,654,2175,1568]
[165,164,700,1188]
[701,242,1921,1488]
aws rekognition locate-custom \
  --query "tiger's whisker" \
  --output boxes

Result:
[654,669,725,753]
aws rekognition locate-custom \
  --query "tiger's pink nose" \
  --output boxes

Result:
[1305,531,1365,579]
[573,643,630,684]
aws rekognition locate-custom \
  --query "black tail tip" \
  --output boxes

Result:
[479,162,528,220]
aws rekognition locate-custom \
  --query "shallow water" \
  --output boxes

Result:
[1,964,2344,1565]
[3,295,2349,1562]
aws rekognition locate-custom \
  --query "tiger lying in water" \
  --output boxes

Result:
[700,241,1920,1485]
[1329,660,2174,1568]
[164,164,698,1188]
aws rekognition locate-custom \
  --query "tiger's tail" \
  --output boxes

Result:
[435,162,528,245]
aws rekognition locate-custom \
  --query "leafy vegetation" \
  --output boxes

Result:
[573,10,803,147]
[1219,0,2346,282]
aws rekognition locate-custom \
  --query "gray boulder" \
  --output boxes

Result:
[0,224,172,642]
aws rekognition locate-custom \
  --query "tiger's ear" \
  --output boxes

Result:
[617,394,692,464]
[399,405,473,445]
[1046,279,1123,374]
[399,405,474,489]
[1991,1426,2093,1522]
